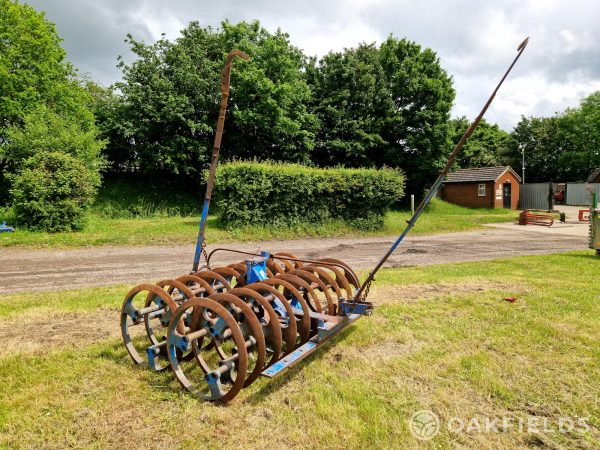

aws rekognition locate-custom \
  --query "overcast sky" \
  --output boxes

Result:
[26,0,600,130]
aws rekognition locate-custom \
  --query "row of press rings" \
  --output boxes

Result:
[120,253,359,402]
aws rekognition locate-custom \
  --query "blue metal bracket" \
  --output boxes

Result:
[169,332,190,353]
[245,251,269,284]
[208,317,228,339]
[205,371,224,398]
[339,300,373,317]
[262,341,318,378]
[262,313,363,378]
[0,221,14,233]
[146,341,167,371]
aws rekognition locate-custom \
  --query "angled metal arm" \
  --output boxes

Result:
[354,37,530,301]
[192,49,250,273]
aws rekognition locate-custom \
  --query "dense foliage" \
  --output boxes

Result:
[9,152,100,231]
[103,22,453,197]
[507,91,600,182]
[3,0,597,234]
[105,21,316,175]
[306,43,390,168]
[0,0,71,131]
[377,37,455,194]
[448,118,512,169]
[0,0,104,225]
[213,161,405,230]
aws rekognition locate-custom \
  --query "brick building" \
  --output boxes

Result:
[442,166,521,209]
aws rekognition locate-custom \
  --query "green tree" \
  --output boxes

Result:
[508,91,600,182]
[219,21,318,164]
[563,91,600,179]
[0,0,104,204]
[0,0,70,131]
[448,117,512,168]
[9,151,100,231]
[379,36,455,195]
[307,37,454,196]
[307,43,391,167]
[108,20,317,176]
[4,104,105,170]
[509,116,562,182]
[82,79,130,172]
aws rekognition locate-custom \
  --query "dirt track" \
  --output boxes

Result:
[0,225,587,294]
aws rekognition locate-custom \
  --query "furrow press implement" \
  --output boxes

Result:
[120,39,530,402]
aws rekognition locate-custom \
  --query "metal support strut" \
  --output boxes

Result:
[192,49,250,273]
[354,37,530,302]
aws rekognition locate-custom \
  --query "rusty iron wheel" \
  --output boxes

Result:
[286,269,335,314]
[120,283,181,369]
[258,278,312,343]
[205,293,266,388]
[192,270,232,292]
[228,287,283,365]
[318,258,360,289]
[245,282,298,355]
[167,297,249,402]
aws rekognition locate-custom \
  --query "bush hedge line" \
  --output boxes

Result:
[10,152,99,232]
[213,162,405,230]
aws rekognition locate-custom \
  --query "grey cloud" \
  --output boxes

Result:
[26,0,154,83]
[23,0,600,130]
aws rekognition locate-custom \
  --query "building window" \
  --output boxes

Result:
[478,183,486,197]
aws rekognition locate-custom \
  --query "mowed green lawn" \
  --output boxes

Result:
[0,199,515,248]
[0,251,598,448]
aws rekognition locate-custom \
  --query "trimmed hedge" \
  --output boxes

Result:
[213,162,405,230]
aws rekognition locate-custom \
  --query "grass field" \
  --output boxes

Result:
[1,251,598,448]
[0,197,515,249]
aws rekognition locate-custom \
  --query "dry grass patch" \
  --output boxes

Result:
[0,309,122,357]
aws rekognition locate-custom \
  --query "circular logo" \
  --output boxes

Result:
[409,410,440,440]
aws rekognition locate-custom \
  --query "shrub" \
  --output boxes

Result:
[213,162,405,230]
[10,151,100,231]
[92,174,201,219]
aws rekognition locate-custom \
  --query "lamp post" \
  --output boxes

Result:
[521,144,525,185]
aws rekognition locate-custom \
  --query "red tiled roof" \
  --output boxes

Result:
[445,166,521,183]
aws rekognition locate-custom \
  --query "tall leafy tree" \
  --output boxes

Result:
[220,22,318,164]
[508,90,600,182]
[509,116,562,182]
[378,36,455,194]
[0,0,70,131]
[0,0,104,204]
[108,20,317,176]
[566,91,600,179]
[448,117,512,169]
[307,37,455,195]
[307,43,391,167]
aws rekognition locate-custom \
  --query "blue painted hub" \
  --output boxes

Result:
[290,297,302,310]
[209,317,228,338]
[272,298,289,319]
[245,251,270,284]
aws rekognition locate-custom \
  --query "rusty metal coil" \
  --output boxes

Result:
[518,210,554,227]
